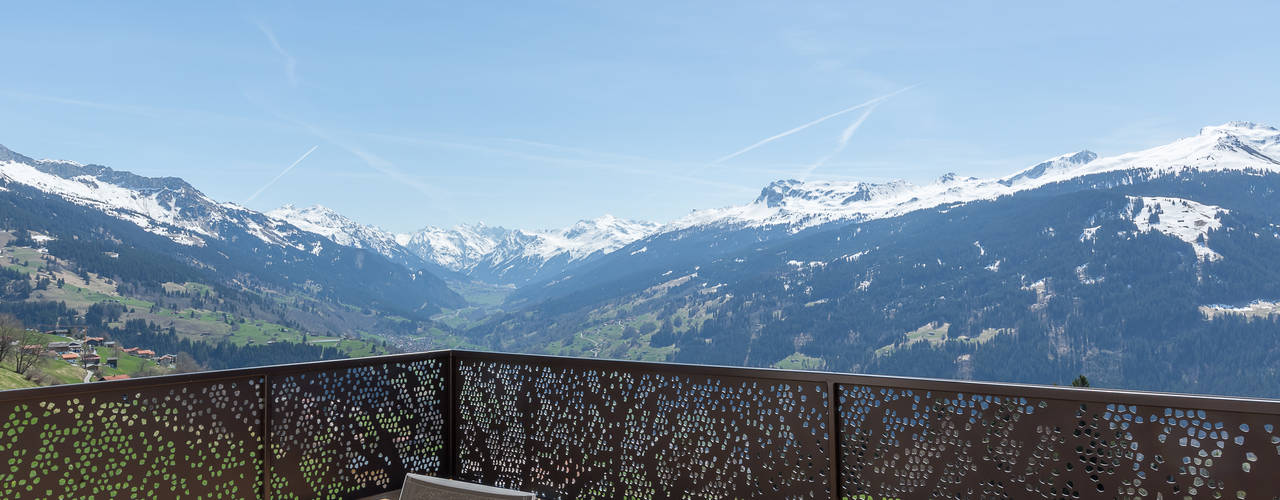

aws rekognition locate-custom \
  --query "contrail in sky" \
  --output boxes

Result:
[712,84,917,164]
[254,20,298,86]
[246,145,318,203]
[802,103,880,180]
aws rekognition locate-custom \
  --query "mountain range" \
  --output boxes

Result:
[4,121,1280,396]
[476,121,1280,397]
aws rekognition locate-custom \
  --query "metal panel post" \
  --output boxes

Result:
[261,373,273,500]
[827,379,840,500]
[446,350,458,479]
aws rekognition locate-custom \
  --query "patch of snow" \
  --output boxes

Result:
[1080,226,1100,243]
[0,159,222,244]
[1076,263,1104,285]
[268,204,407,262]
[1201,300,1280,317]
[1127,196,1227,261]
[630,246,648,255]
[841,250,869,262]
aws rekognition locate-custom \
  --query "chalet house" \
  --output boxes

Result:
[60,352,79,364]
[67,341,83,353]
[82,354,101,367]
[101,374,130,381]
[102,341,116,348]
[47,342,71,353]
[156,354,176,367]
[136,349,155,359]
[122,347,139,355]
[84,337,105,346]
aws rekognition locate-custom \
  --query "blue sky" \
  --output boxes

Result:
[2,2,1277,232]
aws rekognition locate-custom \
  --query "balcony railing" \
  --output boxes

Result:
[1,350,1278,499]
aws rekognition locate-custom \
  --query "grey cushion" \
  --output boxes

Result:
[399,474,537,500]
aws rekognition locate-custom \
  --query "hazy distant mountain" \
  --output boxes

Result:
[476,122,1280,397]
[401,215,660,285]
[267,204,428,271]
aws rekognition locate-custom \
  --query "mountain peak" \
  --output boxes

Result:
[1000,150,1097,187]
[266,203,426,268]
[0,143,36,165]
[935,172,978,185]
[402,214,659,282]
[1201,121,1278,135]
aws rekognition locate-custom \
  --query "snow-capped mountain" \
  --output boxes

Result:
[0,144,328,251]
[671,121,1280,232]
[402,215,660,285]
[480,122,1280,397]
[0,143,463,315]
[400,223,514,273]
[267,204,426,269]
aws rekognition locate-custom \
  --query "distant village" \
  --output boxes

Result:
[28,326,176,382]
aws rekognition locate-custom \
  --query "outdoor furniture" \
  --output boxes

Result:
[399,474,536,500]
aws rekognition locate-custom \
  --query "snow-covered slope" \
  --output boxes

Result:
[0,143,464,314]
[671,122,1280,232]
[1127,196,1228,261]
[0,144,312,249]
[525,215,660,261]
[267,204,425,267]
[402,215,660,284]
[400,223,512,272]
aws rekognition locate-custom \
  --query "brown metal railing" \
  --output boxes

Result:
[2,350,1278,499]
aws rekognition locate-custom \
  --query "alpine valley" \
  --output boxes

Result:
[4,122,1280,396]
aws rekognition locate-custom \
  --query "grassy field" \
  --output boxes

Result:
[432,280,515,330]
[447,279,514,307]
[0,355,87,390]
[542,312,677,362]
[957,328,1011,345]
[41,282,389,359]
[0,237,469,387]
[875,322,951,357]
[772,353,827,370]
[0,367,37,390]
[94,347,156,377]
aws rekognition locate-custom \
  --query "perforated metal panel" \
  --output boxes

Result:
[2,350,1278,500]
[453,358,831,499]
[0,376,264,499]
[838,385,1280,499]
[269,357,448,499]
